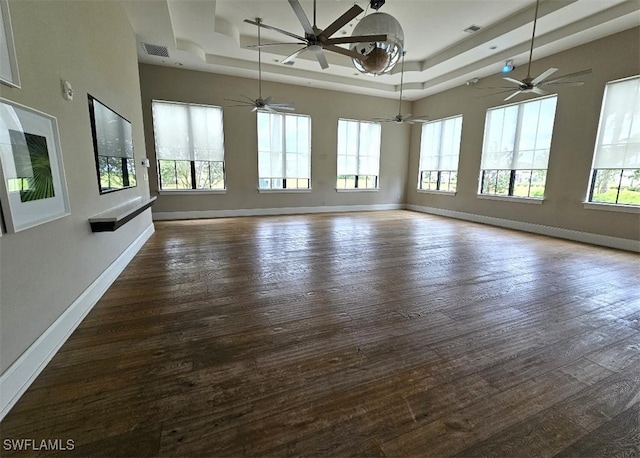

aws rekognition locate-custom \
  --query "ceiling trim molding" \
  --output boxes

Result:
[414,0,579,74]
[198,54,395,93]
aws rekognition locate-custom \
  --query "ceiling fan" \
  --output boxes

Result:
[373,52,429,124]
[244,0,388,70]
[226,19,295,113]
[493,0,592,101]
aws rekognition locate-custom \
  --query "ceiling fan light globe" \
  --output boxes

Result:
[349,12,404,76]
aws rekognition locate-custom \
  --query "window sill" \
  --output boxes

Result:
[583,202,640,214]
[336,188,380,193]
[477,194,543,205]
[258,188,312,194]
[158,189,226,196]
[417,190,456,196]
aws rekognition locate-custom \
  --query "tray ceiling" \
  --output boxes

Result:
[124,0,640,100]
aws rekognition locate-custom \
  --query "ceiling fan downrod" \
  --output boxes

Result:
[398,51,406,117]
[257,18,263,100]
[526,0,541,79]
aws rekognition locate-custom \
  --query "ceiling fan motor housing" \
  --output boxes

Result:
[350,12,404,75]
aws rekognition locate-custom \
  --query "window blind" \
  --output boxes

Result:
[419,115,462,171]
[93,101,133,159]
[337,119,381,176]
[481,96,557,170]
[258,112,311,179]
[151,101,225,162]
[592,76,640,169]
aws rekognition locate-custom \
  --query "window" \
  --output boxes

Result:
[88,95,136,194]
[418,115,463,192]
[337,119,381,189]
[588,76,640,207]
[151,100,225,190]
[479,95,557,199]
[258,112,311,190]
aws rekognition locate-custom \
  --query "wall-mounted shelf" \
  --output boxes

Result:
[89,196,156,232]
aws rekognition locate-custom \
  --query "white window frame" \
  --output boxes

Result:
[417,114,463,194]
[478,95,558,200]
[257,112,311,191]
[336,118,382,190]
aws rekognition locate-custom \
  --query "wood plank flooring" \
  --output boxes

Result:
[1,210,639,457]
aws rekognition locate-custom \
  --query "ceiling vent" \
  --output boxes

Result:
[142,43,170,58]
[463,25,482,33]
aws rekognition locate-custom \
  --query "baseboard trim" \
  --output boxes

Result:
[152,204,405,221]
[0,223,155,421]
[407,204,639,253]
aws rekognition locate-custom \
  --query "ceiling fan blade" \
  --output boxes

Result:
[313,48,329,69]
[531,87,549,95]
[268,104,296,111]
[545,81,585,87]
[477,89,517,98]
[325,34,388,45]
[287,0,315,36]
[475,86,517,90]
[504,91,523,101]
[246,42,307,49]
[281,47,308,65]
[531,67,559,85]
[224,98,252,105]
[320,4,364,39]
[244,19,306,42]
[503,77,525,86]
[324,44,366,61]
[407,115,430,123]
[263,96,273,104]
[542,68,593,84]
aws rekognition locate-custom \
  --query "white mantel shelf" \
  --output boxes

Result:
[89,196,157,232]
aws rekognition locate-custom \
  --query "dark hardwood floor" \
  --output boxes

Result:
[1,210,639,457]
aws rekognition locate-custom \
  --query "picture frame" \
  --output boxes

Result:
[0,98,70,232]
[0,0,20,88]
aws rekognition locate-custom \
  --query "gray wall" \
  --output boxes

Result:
[139,64,410,215]
[407,27,640,242]
[0,1,151,372]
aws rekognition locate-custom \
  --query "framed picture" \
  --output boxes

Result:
[0,98,70,232]
[0,0,20,88]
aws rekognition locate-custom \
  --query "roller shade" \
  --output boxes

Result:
[337,119,381,176]
[93,100,133,159]
[419,115,462,171]
[592,76,640,169]
[481,96,557,170]
[152,101,225,162]
[258,112,311,179]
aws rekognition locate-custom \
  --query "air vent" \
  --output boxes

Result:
[142,43,170,58]
[463,25,482,33]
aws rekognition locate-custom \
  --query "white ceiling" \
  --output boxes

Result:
[125,0,640,101]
